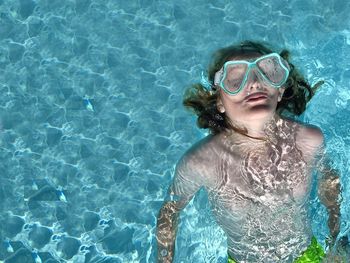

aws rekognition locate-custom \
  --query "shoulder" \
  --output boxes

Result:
[281,117,324,147]
[177,135,216,166]
[176,134,219,177]
[286,118,325,162]
[295,122,324,149]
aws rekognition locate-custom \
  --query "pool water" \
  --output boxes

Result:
[0,0,349,262]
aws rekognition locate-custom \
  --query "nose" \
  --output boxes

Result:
[245,69,263,92]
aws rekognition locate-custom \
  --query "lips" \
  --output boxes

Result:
[245,92,268,101]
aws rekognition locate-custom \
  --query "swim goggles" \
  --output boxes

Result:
[213,53,290,95]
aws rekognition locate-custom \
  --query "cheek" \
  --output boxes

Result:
[219,89,245,103]
[221,95,242,108]
[267,87,283,99]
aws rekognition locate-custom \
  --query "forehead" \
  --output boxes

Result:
[227,52,264,62]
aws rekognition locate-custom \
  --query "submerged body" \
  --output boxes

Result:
[170,115,323,262]
[156,44,343,263]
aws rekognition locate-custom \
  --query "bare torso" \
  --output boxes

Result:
[170,115,323,262]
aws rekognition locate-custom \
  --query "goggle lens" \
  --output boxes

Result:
[256,56,287,85]
[222,64,248,93]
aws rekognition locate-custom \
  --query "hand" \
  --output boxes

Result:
[323,236,349,263]
[157,247,174,263]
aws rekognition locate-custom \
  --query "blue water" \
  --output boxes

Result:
[0,0,349,262]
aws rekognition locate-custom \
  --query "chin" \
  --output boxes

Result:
[245,106,276,119]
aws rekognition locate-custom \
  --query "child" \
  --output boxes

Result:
[156,41,346,262]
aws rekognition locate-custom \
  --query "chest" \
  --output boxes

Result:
[212,140,312,206]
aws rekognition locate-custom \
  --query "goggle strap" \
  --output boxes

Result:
[214,68,224,86]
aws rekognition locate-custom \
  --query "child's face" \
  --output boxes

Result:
[217,53,285,123]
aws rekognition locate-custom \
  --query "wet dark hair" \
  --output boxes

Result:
[183,41,323,135]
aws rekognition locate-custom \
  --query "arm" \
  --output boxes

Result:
[312,134,342,241]
[296,125,342,242]
[156,154,202,262]
[317,160,350,261]
[317,164,341,240]
[156,199,186,263]
[297,125,349,261]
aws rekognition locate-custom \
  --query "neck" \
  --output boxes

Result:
[228,113,280,140]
